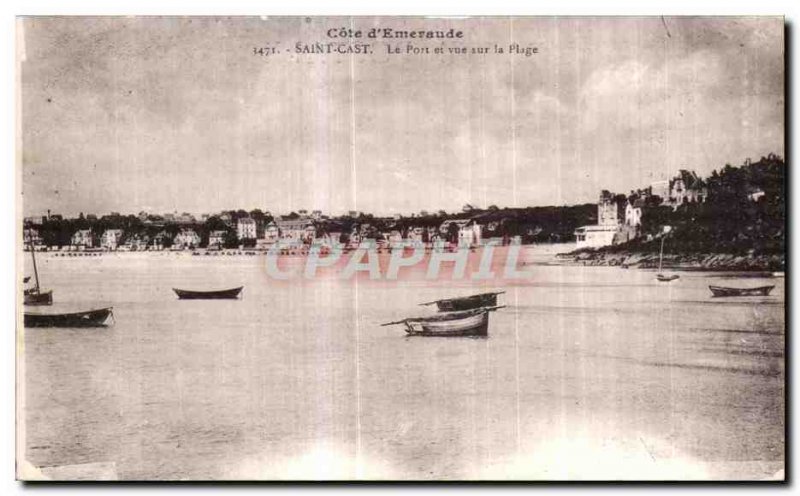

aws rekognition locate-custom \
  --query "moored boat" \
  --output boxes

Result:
[709,285,775,297]
[24,289,53,306]
[24,232,53,305]
[24,307,114,328]
[382,305,505,337]
[420,291,505,312]
[655,230,679,282]
[173,286,243,300]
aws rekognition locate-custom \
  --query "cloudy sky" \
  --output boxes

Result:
[20,16,784,217]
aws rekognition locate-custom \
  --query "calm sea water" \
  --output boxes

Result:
[20,245,784,480]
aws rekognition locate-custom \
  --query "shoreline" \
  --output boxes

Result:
[555,250,785,273]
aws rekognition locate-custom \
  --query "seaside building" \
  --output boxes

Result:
[614,198,646,244]
[263,222,280,243]
[151,231,170,250]
[407,227,426,245]
[123,234,150,251]
[574,225,619,249]
[237,218,257,241]
[387,230,403,245]
[173,229,200,250]
[624,199,644,228]
[439,219,482,247]
[667,170,707,207]
[276,217,316,243]
[23,228,43,246]
[71,229,94,249]
[574,191,621,249]
[100,229,124,250]
[598,191,620,226]
[651,170,707,209]
[208,230,227,249]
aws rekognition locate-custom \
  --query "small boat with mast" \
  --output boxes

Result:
[656,226,679,282]
[24,232,52,305]
[381,306,505,337]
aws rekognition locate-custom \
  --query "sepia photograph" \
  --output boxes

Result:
[15,15,785,481]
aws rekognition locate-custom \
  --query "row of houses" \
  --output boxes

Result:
[25,214,488,251]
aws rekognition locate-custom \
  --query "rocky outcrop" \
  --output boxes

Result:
[560,250,784,272]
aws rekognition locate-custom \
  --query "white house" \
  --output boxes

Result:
[208,230,227,249]
[101,229,124,250]
[173,229,201,249]
[439,219,482,247]
[237,218,257,240]
[123,234,150,251]
[24,228,43,246]
[667,170,707,207]
[276,218,316,242]
[71,229,94,249]
[263,222,280,243]
[574,225,619,249]
[624,199,644,228]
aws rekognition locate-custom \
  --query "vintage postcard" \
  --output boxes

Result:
[16,16,785,481]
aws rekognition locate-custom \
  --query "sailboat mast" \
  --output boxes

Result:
[28,229,41,292]
[659,236,665,273]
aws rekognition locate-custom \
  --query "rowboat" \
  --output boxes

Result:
[709,285,775,297]
[656,274,680,282]
[173,286,243,300]
[419,291,505,312]
[382,306,505,337]
[24,307,114,328]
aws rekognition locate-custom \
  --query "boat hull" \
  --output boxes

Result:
[24,290,53,306]
[434,293,500,312]
[405,312,489,337]
[24,307,113,328]
[656,274,679,282]
[709,285,774,297]
[173,287,243,300]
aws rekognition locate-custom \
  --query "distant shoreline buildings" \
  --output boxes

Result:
[22,156,781,253]
[575,169,710,250]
